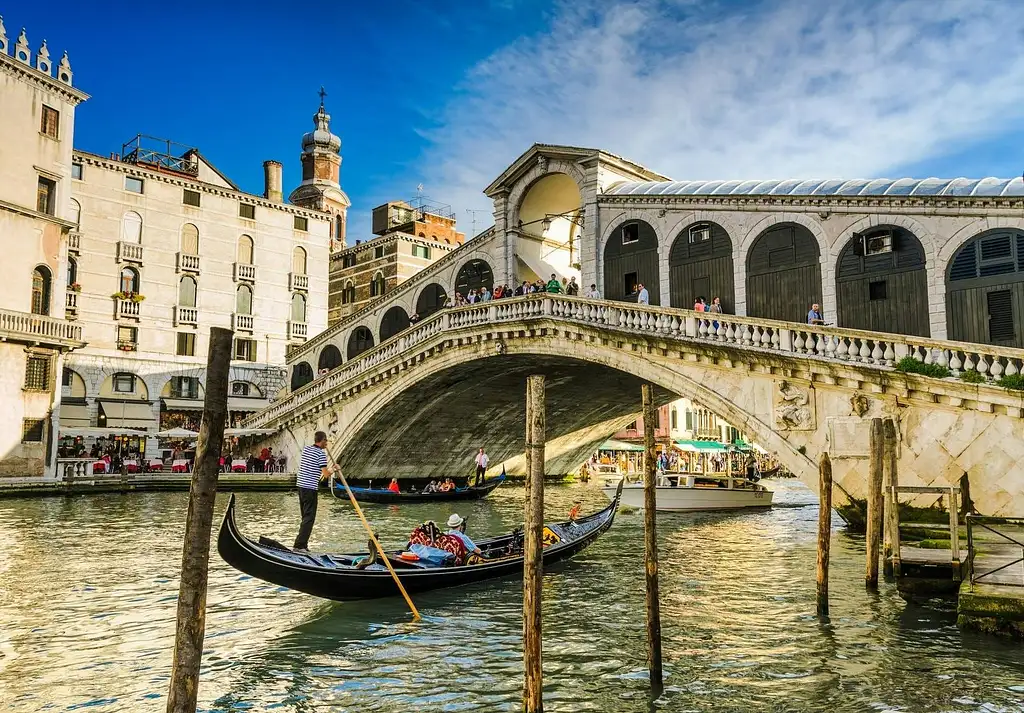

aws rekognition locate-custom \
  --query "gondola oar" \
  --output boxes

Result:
[331,469,421,621]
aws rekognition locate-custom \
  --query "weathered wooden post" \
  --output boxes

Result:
[523,375,546,713]
[882,418,898,578]
[641,384,664,692]
[816,452,832,619]
[166,326,232,713]
[866,418,884,589]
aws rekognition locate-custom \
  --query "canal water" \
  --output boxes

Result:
[0,481,1021,712]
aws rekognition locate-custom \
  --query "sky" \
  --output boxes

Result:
[12,0,1024,238]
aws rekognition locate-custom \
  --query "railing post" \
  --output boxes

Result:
[488,304,497,322]
[685,316,697,337]
[542,297,553,316]
[779,328,792,352]
[441,311,451,330]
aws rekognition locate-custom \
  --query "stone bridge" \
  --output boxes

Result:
[248,295,1024,516]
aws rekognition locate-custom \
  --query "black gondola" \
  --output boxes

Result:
[332,472,506,504]
[217,480,624,601]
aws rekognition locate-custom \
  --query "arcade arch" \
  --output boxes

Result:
[348,326,375,359]
[318,344,343,372]
[668,221,734,310]
[455,259,494,298]
[291,362,314,391]
[380,306,411,342]
[416,283,447,318]
[603,219,660,304]
[946,228,1024,347]
[746,223,821,323]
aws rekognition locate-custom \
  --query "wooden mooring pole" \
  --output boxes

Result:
[641,384,664,692]
[166,327,232,713]
[523,375,546,713]
[882,418,899,579]
[866,418,884,589]
[816,452,833,619]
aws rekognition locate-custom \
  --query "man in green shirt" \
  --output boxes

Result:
[546,273,563,293]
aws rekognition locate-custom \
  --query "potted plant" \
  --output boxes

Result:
[68,282,81,292]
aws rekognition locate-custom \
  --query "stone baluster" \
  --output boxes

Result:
[949,351,962,375]
[793,331,805,353]
[670,316,681,335]
[856,339,870,362]
[962,351,976,375]
[698,320,708,339]
[881,342,895,366]
[760,327,772,348]
[1005,358,1019,377]
[977,354,990,379]
[990,356,1004,379]
[870,341,883,364]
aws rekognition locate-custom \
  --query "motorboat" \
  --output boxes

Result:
[601,473,773,512]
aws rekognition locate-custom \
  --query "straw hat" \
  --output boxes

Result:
[447,513,464,528]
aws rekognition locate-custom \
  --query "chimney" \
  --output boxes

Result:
[263,160,283,202]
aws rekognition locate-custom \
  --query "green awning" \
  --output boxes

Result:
[674,439,727,452]
[599,439,644,453]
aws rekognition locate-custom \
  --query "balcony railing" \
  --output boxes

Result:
[117,241,144,263]
[177,252,201,274]
[175,305,198,326]
[116,298,141,320]
[234,262,257,282]
[289,272,309,291]
[65,291,78,317]
[116,339,137,352]
[0,306,83,347]
[233,313,254,332]
[288,320,308,340]
[67,231,81,254]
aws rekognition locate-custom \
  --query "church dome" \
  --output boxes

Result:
[301,104,341,155]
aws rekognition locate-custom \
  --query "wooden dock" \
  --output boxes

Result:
[0,472,297,498]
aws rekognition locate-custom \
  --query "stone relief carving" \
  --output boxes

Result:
[536,155,548,172]
[775,380,815,430]
[850,393,870,417]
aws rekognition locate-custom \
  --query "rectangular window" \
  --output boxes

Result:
[412,244,431,259]
[624,271,638,296]
[125,176,144,194]
[239,203,255,220]
[24,355,50,391]
[375,245,385,259]
[862,229,893,256]
[685,410,693,431]
[113,373,135,393]
[688,224,711,243]
[36,176,56,215]
[671,409,678,430]
[22,418,45,443]
[232,381,251,396]
[176,332,196,357]
[343,254,356,268]
[40,105,59,139]
[117,325,138,350]
[182,189,201,207]
[294,216,308,232]
[62,366,72,387]
[71,162,83,180]
[234,338,257,362]
[625,421,637,431]
[868,280,887,301]
[171,376,199,399]
[621,223,639,245]
[987,290,1015,343]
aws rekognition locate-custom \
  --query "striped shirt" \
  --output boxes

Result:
[296,445,328,490]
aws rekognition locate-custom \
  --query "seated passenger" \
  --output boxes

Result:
[387,478,400,493]
[445,513,482,557]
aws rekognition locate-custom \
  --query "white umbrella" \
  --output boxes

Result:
[157,427,199,439]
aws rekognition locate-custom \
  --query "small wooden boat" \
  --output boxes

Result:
[602,474,772,512]
[217,480,623,601]
[331,472,506,503]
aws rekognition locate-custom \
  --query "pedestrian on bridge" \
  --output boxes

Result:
[585,283,600,299]
[807,304,825,325]
[546,274,563,293]
[637,283,650,305]
[293,431,339,553]
[475,447,489,485]
[567,276,579,295]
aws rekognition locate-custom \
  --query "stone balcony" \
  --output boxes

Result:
[289,273,309,291]
[0,306,84,349]
[233,313,254,332]
[117,241,144,264]
[116,297,141,321]
[234,262,257,282]
[175,305,198,326]
[65,290,78,319]
[288,320,308,340]
[177,252,201,274]
[67,231,81,255]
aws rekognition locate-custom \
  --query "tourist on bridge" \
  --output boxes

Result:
[475,447,489,484]
[566,276,579,295]
[637,283,650,305]
[585,283,600,299]
[293,431,339,553]
[807,303,825,325]
[693,297,706,312]
[515,281,529,296]
[546,274,563,293]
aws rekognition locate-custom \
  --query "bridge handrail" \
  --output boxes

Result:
[246,294,1024,430]
[288,226,498,364]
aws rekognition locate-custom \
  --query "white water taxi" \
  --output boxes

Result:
[601,473,773,512]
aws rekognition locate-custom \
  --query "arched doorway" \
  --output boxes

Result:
[836,226,929,336]
[455,260,493,298]
[946,229,1024,347]
[603,219,660,304]
[348,326,375,359]
[516,173,583,282]
[746,223,821,323]
[380,306,410,341]
[669,221,734,310]
[417,283,447,318]
[291,362,314,391]
[318,345,342,372]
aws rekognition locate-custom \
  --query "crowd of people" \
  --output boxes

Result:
[447,274,598,306]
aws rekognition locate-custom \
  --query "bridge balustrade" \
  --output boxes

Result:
[247,295,1024,429]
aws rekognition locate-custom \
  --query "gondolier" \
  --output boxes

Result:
[293,431,339,553]
[474,447,489,485]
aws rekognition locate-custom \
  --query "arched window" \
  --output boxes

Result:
[237,235,254,264]
[120,267,139,294]
[291,292,307,322]
[68,198,81,228]
[418,232,425,238]
[342,280,356,305]
[236,284,253,315]
[347,326,374,359]
[31,266,51,315]
[121,211,143,244]
[180,223,199,254]
[335,214,345,242]
[292,246,307,275]
[67,257,77,286]
[370,271,386,297]
[179,276,198,308]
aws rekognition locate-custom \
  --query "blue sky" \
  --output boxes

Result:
[11,0,1024,237]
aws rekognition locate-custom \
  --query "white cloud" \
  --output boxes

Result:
[415,0,1024,234]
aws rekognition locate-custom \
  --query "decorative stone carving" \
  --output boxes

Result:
[537,155,548,172]
[850,393,870,417]
[775,379,814,430]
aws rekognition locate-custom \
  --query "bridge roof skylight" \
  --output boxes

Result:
[604,177,1024,198]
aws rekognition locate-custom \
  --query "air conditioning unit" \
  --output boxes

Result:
[861,229,893,256]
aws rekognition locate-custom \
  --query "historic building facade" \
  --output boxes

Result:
[0,20,87,476]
